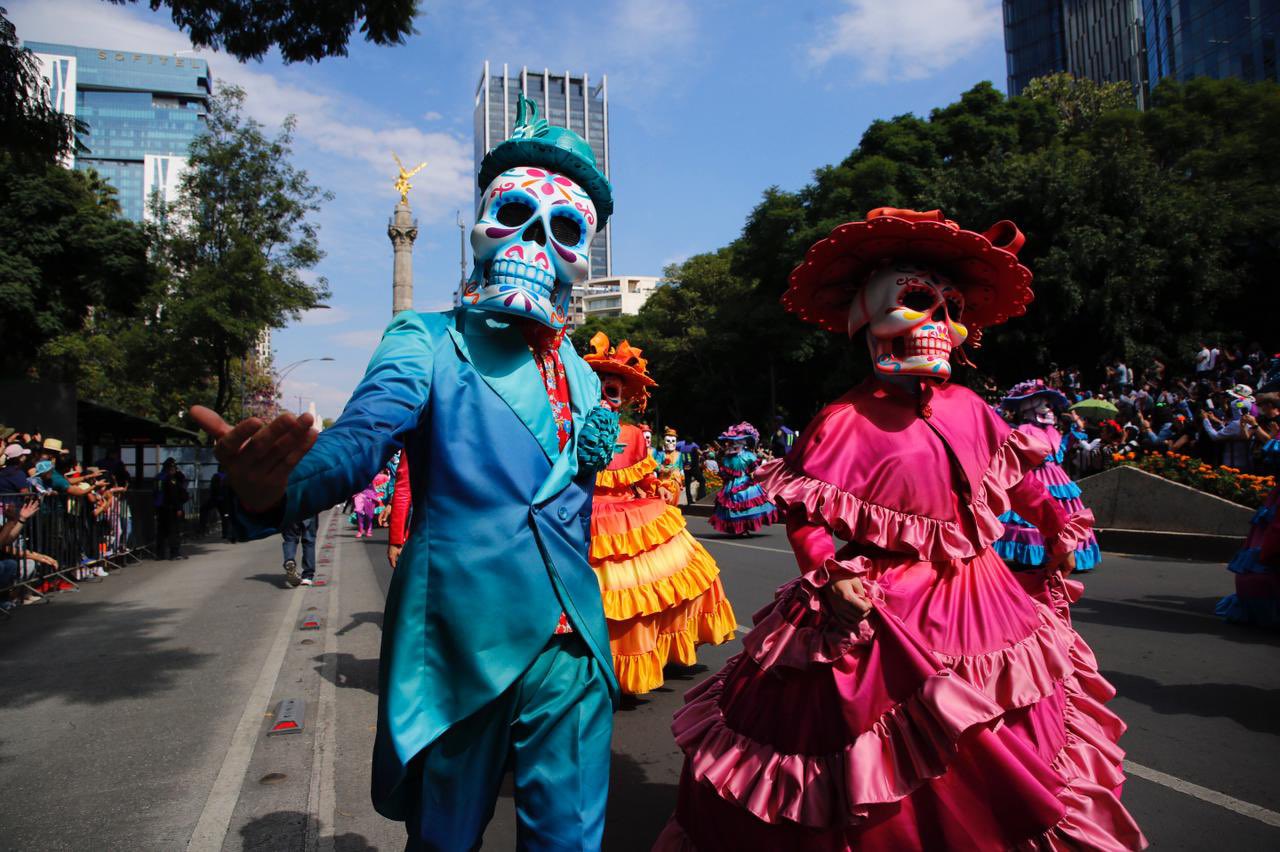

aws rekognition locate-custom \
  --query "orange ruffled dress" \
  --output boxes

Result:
[591,423,737,694]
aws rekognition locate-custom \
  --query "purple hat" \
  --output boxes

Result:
[718,422,760,443]
[1001,379,1069,412]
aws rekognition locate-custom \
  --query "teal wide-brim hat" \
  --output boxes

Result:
[478,96,614,228]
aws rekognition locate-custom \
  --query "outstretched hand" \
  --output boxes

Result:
[189,405,318,514]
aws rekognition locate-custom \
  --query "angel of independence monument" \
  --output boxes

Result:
[388,153,426,314]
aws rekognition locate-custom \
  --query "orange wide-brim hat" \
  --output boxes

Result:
[782,208,1034,336]
[583,332,658,409]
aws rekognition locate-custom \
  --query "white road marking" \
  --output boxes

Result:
[185,511,334,852]
[1124,760,1280,828]
[305,513,341,852]
[696,537,793,555]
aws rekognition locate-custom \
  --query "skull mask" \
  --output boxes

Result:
[1018,397,1057,426]
[462,165,598,329]
[664,434,678,452]
[847,261,968,381]
[599,375,625,411]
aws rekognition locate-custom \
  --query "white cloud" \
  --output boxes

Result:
[332,328,386,350]
[10,0,473,221]
[423,110,443,121]
[809,0,1002,83]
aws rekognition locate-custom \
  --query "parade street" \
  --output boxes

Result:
[0,510,1277,851]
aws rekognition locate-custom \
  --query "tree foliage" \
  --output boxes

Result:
[0,7,83,166]
[152,85,331,414]
[575,76,1280,438]
[106,0,419,62]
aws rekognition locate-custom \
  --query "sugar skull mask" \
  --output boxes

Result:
[1018,397,1057,426]
[599,375,625,410]
[664,434,678,452]
[463,165,598,329]
[847,261,968,381]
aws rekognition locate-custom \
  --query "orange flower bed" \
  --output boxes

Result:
[1111,451,1275,507]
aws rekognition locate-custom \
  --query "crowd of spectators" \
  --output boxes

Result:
[984,342,1280,479]
[0,426,135,613]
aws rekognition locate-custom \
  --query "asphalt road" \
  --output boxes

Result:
[0,513,1277,850]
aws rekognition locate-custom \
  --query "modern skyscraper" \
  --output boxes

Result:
[1142,0,1278,87]
[1003,0,1278,104]
[26,42,212,222]
[473,62,611,281]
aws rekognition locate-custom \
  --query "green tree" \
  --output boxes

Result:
[106,0,419,62]
[577,76,1278,437]
[154,85,331,416]
[0,7,83,166]
[0,156,152,378]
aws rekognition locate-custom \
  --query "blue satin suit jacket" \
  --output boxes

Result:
[241,307,619,819]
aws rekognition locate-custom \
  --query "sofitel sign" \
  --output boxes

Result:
[96,50,203,70]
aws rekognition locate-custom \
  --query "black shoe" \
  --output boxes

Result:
[284,559,301,587]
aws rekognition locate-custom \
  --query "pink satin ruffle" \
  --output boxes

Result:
[757,428,1058,564]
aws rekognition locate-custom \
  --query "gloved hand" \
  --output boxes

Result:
[577,406,621,473]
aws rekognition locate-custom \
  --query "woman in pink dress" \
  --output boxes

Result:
[656,209,1145,851]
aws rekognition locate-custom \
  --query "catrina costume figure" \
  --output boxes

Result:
[585,333,737,694]
[657,209,1145,851]
[201,96,624,850]
[993,380,1102,573]
[709,422,777,536]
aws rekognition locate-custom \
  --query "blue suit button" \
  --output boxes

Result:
[557,507,570,521]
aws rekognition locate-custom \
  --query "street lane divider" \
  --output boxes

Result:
[299,612,322,631]
[268,698,306,735]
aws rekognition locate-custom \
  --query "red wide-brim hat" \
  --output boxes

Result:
[782,208,1034,335]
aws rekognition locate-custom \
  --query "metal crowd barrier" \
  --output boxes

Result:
[0,490,144,615]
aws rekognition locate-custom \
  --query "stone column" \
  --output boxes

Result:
[388,201,418,315]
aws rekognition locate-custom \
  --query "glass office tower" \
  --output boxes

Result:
[1005,0,1278,103]
[26,42,212,222]
[473,62,611,281]
[1143,0,1278,85]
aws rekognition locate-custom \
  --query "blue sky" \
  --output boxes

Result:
[12,0,1007,419]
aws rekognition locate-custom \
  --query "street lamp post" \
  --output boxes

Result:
[274,357,334,417]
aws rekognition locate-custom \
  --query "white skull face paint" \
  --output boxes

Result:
[600,376,624,410]
[847,261,968,381]
[664,435,677,451]
[723,439,744,458]
[462,166,598,329]
[1020,398,1057,426]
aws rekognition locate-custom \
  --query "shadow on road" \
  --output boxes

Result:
[238,810,379,851]
[244,572,292,589]
[336,610,384,637]
[314,652,380,695]
[1071,594,1280,647]
[603,751,679,851]
[0,601,211,707]
[1104,670,1280,734]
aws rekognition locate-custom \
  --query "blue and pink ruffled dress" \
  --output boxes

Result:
[1216,438,1280,627]
[994,423,1102,572]
[709,450,778,535]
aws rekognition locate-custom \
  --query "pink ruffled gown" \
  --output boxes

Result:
[656,380,1146,851]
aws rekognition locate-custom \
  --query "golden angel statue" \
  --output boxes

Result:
[392,152,427,203]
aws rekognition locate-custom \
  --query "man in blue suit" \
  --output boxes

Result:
[191,97,621,851]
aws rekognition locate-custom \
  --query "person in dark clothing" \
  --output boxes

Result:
[155,458,189,560]
[0,444,32,494]
[282,515,319,587]
[202,464,234,540]
[95,449,132,490]
[683,444,705,504]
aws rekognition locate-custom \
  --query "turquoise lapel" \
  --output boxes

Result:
[531,335,601,505]
[446,310,559,461]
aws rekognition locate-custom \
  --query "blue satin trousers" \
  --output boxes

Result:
[404,634,613,851]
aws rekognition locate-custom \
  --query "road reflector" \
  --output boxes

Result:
[312,576,328,587]
[299,612,322,630]
[268,698,305,735]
